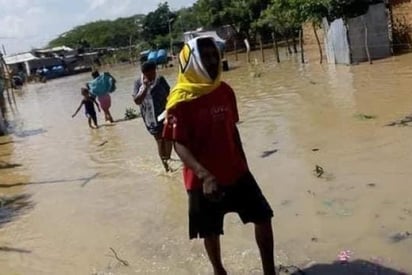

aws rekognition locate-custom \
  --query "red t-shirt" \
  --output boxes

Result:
[163,82,249,190]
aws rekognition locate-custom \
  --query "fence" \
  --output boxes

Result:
[323,3,391,65]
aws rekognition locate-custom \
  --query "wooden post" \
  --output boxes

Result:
[286,37,292,55]
[272,32,280,63]
[234,40,238,61]
[299,28,305,63]
[259,36,265,63]
[244,39,251,63]
[292,35,298,53]
[388,2,395,55]
[0,97,5,135]
[362,16,372,64]
[0,55,14,110]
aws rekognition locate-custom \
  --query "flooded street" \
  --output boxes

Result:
[1,51,412,274]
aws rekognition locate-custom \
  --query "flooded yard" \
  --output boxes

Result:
[1,51,412,274]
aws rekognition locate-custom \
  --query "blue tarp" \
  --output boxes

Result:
[147,51,157,63]
[156,49,167,64]
[88,72,115,97]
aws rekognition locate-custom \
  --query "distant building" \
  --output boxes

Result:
[4,46,98,77]
[4,52,62,76]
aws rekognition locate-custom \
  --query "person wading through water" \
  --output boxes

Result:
[133,61,173,172]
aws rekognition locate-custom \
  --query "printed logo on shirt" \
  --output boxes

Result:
[210,105,229,120]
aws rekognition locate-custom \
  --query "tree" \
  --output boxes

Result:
[192,0,270,49]
[141,2,176,46]
[49,15,145,48]
[173,7,202,33]
[257,0,303,61]
[295,0,329,63]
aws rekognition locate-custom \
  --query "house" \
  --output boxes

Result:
[304,2,392,64]
[4,46,98,78]
[304,0,412,63]
[4,49,68,77]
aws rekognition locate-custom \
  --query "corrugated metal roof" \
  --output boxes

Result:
[34,46,73,53]
[4,53,38,64]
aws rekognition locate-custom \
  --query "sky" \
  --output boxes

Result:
[0,0,196,55]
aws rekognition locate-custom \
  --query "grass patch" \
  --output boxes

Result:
[354,113,377,120]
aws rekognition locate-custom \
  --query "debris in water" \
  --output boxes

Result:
[0,162,22,169]
[109,247,129,266]
[261,149,278,158]
[98,141,108,147]
[367,183,376,188]
[403,208,412,216]
[314,165,324,178]
[355,113,376,120]
[385,115,412,127]
[311,237,319,242]
[250,72,262,78]
[281,200,291,206]
[311,148,319,152]
[307,190,316,196]
[124,107,140,120]
[389,231,411,243]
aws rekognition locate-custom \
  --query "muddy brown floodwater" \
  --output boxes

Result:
[1,51,412,274]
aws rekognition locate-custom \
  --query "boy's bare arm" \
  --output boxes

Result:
[174,142,220,200]
[94,99,101,112]
[72,102,83,117]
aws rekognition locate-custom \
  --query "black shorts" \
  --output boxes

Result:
[146,120,165,137]
[86,111,97,123]
[188,171,274,239]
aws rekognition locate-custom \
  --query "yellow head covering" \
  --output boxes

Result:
[166,37,222,110]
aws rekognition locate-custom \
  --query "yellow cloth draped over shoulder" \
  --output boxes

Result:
[165,37,222,110]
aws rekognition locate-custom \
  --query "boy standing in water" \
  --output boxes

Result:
[163,37,276,274]
[72,87,100,129]
[133,61,173,172]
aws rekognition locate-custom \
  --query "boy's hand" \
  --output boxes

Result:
[202,173,224,202]
[143,75,150,86]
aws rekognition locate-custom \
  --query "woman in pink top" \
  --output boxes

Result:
[91,70,114,123]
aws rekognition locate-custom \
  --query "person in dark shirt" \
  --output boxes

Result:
[133,61,172,172]
[72,87,101,129]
